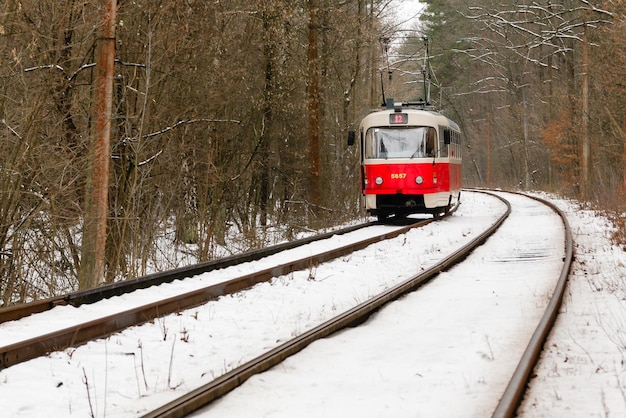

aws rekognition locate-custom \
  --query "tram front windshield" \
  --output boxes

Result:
[365,127,436,159]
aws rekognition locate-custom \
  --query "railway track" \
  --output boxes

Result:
[140,191,518,418]
[1,217,440,370]
[491,191,573,418]
[2,191,571,418]
[0,221,379,325]
[142,191,572,418]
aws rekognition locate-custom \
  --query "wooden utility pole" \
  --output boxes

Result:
[79,0,117,289]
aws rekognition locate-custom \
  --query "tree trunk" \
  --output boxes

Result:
[522,88,531,189]
[623,95,626,195]
[260,7,275,227]
[581,23,590,197]
[486,117,492,188]
[307,0,322,209]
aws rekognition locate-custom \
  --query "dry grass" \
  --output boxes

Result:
[612,214,626,250]
[604,207,626,251]
[590,187,626,250]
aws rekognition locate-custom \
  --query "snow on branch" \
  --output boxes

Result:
[464,1,613,51]
[23,64,65,73]
[137,150,163,167]
[1,118,23,139]
[23,60,146,82]
[137,118,242,140]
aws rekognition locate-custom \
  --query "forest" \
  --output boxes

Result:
[1,0,624,305]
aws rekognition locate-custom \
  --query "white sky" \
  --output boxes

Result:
[395,0,425,30]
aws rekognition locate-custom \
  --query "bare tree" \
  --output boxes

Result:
[416,0,617,195]
[0,0,385,302]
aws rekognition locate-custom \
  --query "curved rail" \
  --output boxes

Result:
[141,192,511,418]
[1,218,436,370]
[0,221,378,324]
[491,192,574,418]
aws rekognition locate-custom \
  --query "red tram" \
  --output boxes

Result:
[349,101,462,221]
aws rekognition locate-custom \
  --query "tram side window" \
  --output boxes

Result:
[451,130,461,158]
[365,127,437,159]
[439,127,463,158]
[439,128,448,157]
[441,129,462,159]
[425,127,436,157]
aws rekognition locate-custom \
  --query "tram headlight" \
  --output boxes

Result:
[415,175,424,184]
[375,176,383,185]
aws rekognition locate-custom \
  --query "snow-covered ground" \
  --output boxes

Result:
[1,191,625,417]
[518,194,626,417]
[190,191,565,417]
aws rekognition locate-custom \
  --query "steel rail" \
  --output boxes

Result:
[1,218,434,370]
[0,221,378,324]
[141,192,511,418]
[491,192,574,418]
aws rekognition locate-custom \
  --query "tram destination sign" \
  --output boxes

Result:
[389,113,408,124]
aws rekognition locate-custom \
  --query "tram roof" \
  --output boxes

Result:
[359,107,460,132]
